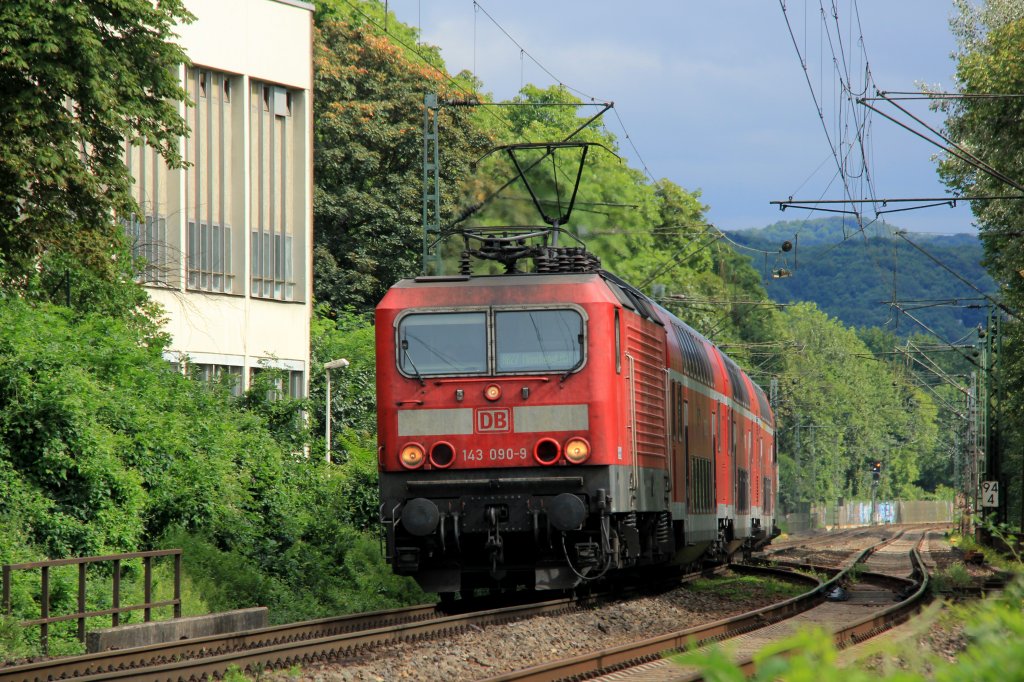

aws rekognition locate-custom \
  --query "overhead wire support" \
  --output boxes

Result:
[894,231,1017,318]
[771,195,1024,215]
[889,301,983,371]
[872,91,1024,192]
[863,91,1024,101]
[856,94,1024,195]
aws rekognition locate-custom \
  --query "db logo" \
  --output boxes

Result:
[475,408,511,433]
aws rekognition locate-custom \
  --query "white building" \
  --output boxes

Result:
[125,0,314,396]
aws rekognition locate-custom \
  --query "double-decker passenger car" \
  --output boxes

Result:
[377,265,776,595]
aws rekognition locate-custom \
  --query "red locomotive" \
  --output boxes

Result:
[376,232,778,595]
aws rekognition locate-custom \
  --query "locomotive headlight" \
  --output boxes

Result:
[564,437,591,464]
[399,442,426,469]
[484,384,502,401]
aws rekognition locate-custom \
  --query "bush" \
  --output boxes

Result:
[674,576,1024,680]
[0,299,423,657]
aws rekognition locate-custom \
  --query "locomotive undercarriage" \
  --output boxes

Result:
[380,468,734,593]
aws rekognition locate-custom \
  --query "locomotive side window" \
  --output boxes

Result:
[398,312,487,375]
[495,309,583,373]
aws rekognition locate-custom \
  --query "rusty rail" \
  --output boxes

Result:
[2,549,182,654]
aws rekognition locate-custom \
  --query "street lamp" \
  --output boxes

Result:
[324,358,350,462]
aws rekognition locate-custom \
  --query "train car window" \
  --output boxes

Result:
[730,415,736,458]
[753,384,772,421]
[712,412,717,455]
[667,378,675,438]
[398,312,487,375]
[615,309,621,374]
[675,384,683,442]
[683,401,689,458]
[672,323,715,387]
[723,357,750,408]
[495,309,583,373]
[738,468,749,513]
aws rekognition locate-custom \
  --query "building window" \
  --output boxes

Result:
[123,136,174,285]
[125,215,170,284]
[188,221,232,291]
[192,363,243,397]
[250,367,304,400]
[250,80,301,301]
[186,67,238,294]
[250,230,293,299]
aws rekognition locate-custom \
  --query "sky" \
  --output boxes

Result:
[387,1,977,235]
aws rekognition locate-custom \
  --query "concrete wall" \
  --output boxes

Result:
[176,0,313,91]
[783,500,954,532]
[135,0,314,392]
[86,608,268,653]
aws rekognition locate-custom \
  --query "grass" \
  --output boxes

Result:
[686,573,808,602]
[931,563,974,593]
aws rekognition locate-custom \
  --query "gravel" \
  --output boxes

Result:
[266,530,988,681]
[266,570,797,682]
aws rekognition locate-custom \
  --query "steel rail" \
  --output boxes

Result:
[8,599,578,682]
[718,533,932,681]
[478,562,829,682]
[2,566,729,682]
[0,602,441,682]
[480,532,919,682]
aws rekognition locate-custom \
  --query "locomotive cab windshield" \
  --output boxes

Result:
[396,307,586,377]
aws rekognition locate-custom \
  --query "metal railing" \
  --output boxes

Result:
[2,549,182,653]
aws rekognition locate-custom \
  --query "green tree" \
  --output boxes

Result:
[940,0,1024,525]
[312,4,491,312]
[773,304,938,507]
[0,0,192,305]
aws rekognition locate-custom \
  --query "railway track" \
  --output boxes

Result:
[760,525,907,569]
[0,598,577,682]
[0,566,731,682]
[480,529,938,682]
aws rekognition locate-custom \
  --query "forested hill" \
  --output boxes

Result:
[725,217,996,341]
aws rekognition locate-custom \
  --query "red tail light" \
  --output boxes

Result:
[429,441,455,468]
[534,438,561,466]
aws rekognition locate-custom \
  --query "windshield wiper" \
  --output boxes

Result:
[401,339,426,386]
[560,335,585,383]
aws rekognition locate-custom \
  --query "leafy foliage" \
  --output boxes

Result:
[311,3,492,311]
[0,0,192,307]
[772,304,939,508]
[0,299,423,655]
[674,575,1024,681]
[940,1,1024,525]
